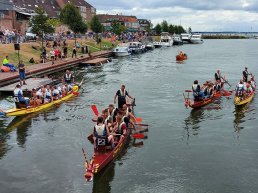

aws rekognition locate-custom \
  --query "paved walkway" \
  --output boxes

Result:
[0,50,112,87]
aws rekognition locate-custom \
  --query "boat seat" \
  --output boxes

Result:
[15,102,27,109]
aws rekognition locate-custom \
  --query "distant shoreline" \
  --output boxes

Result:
[202,35,248,39]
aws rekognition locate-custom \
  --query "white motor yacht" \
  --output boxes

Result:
[113,44,131,57]
[190,34,204,44]
[181,33,191,44]
[160,32,173,47]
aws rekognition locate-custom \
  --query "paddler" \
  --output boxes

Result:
[93,116,114,149]
[235,80,244,97]
[250,76,256,90]
[192,80,204,101]
[108,104,118,122]
[114,84,134,109]
[245,83,253,95]
[13,84,29,107]
[113,111,127,142]
[122,104,137,127]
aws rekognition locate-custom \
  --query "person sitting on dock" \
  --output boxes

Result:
[192,80,204,101]
[14,84,29,107]
[236,80,244,97]
[93,116,114,150]
[2,56,16,72]
[114,84,134,109]
[63,70,74,85]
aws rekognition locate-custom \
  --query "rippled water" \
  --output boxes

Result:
[0,39,257,193]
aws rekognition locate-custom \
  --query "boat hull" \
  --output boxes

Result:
[176,55,187,61]
[234,92,255,106]
[114,52,131,57]
[4,86,79,116]
[186,92,222,109]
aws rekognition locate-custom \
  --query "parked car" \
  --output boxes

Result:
[25,28,37,41]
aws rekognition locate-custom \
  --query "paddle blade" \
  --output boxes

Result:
[73,91,79,96]
[91,105,99,116]
[135,123,148,126]
[136,117,142,123]
[132,133,145,139]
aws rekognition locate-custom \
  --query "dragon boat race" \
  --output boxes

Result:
[0,0,257,193]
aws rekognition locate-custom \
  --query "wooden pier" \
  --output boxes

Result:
[80,57,111,66]
[0,50,112,87]
[0,77,57,93]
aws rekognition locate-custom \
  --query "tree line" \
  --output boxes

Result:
[154,20,186,35]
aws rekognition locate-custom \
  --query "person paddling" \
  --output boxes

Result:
[93,116,114,149]
[236,80,244,97]
[192,80,204,101]
[215,69,222,82]
[114,85,134,109]
[63,70,74,85]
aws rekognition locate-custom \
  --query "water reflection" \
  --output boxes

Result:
[92,163,115,193]
[233,104,255,133]
[184,109,205,137]
[0,115,33,159]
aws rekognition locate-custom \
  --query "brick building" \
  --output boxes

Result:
[0,0,96,34]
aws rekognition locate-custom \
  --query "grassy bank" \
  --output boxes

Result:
[0,38,114,66]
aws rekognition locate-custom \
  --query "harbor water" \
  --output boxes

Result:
[0,39,257,193]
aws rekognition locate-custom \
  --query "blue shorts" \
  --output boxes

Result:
[19,71,25,80]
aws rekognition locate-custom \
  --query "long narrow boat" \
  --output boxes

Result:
[184,91,222,109]
[83,98,136,181]
[234,91,255,106]
[4,85,79,116]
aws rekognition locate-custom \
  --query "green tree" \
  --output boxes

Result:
[29,7,55,49]
[47,18,61,28]
[155,24,162,35]
[168,24,175,34]
[111,21,126,35]
[60,3,88,42]
[161,20,169,32]
[178,25,186,34]
[90,15,104,47]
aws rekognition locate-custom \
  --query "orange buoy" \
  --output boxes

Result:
[1,66,11,72]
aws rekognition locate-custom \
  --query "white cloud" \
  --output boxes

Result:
[88,0,258,31]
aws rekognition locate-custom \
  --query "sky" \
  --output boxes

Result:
[86,0,258,32]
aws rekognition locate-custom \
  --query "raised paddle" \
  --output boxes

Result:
[91,105,99,117]
[221,76,232,87]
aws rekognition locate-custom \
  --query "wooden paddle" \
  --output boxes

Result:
[221,76,232,87]
[91,105,99,116]
[135,117,142,123]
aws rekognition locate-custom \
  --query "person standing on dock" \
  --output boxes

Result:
[18,60,26,85]
[63,70,74,85]
[72,45,77,58]
[114,85,134,109]
[50,48,55,65]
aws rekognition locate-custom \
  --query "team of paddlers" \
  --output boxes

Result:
[13,70,75,108]
[191,67,256,102]
[92,84,136,151]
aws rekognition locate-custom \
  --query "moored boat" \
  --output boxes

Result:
[172,34,183,45]
[4,85,79,116]
[190,34,204,44]
[113,44,132,57]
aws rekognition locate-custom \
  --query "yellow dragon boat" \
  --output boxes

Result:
[4,85,79,116]
[234,91,255,106]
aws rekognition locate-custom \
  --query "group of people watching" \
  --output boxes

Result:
[93,85,135,150]
[235,67,256,98]
[192,69,224,101]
